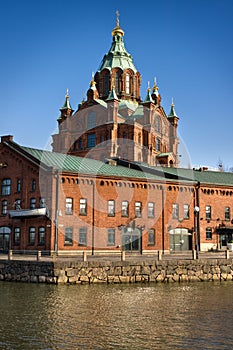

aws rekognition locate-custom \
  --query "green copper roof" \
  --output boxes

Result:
[106,87,119,101]
[98,26,138,73]
[162,167,233,186]
[119,100,138,111]
[60,90,73,111]
[143,88,154,103]
[168,99,178,118]
[20,146,167,181]
[128,105,144,120]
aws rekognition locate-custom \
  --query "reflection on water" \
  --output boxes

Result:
[0,281,232,349]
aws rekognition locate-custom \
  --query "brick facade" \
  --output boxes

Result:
[1,137,232,255]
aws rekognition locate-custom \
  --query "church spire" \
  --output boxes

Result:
[60,89,73,111]
[58,89,73,124]
[143,82,154,103]
[168,98,178,118]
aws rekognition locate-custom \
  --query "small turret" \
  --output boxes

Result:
[151,77,161,106]
[168,98,178,119]
[57,89,74,124]
[87,73,99,101]
[143,82,154,104]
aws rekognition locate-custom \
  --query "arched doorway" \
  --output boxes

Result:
[0,227,11,253]
[169,228,192,252]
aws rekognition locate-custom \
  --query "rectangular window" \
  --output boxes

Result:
[156,138,161,152]
[135,201,142,218]
[148,229,155,245]
[225,207,230,221]
[1,200,7,215]
[80,198,87,215]
[206,227,212,240]
[40,198,46,208]
[172,203,179,219]
[206,206,211,220]
[87,133,96,148]
[32,179,36,192]
[15,199,21,210]
[30,198,36,209]
[17,178,21,192]
[1,178,11,196]
[108,200,115,216]
[38,227,45,245]
[184,204,190,219]
[87,112,96,129]
[65,197,73,215]
[107,228,115,246]
[148,202,155,218]
[14,227,20,245]
[121,201,129,217]
[79,227,87,246]
[64,227,73,246]
[29,227,36,245]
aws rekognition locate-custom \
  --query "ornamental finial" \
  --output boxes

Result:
[116,10,120,27]
[90,72,96,86]
[66,88,69,98]
[152,76,159,91]
[147,81,150,92]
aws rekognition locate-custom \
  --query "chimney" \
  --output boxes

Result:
[1,135,13,143]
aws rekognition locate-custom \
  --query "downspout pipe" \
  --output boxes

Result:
[54,169,59,254]
[161,186,165,253]
[194,181,200,257]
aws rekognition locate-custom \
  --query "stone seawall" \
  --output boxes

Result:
[1,258,233,284]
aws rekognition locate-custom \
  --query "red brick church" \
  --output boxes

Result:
[52,15,179,167]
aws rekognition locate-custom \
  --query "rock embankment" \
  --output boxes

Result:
[0,258,233,284]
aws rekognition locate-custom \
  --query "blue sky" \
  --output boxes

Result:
[0,0,232,169]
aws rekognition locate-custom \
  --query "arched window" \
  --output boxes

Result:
[156,138,161,151]
[125,73,130,94]
[115,71,120,93]
[104,73,110,95]
[155,116,161,133]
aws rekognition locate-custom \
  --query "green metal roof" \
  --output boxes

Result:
[119,100,138,112]
[60,90,73,111]
[106,87,119,101]
[143,89,154,103]
[162,167,233,186]
[129,161,233,186]
[128,105,144,120]
[168,100,178,118]
[21,146,167,182]
[98,27,138,73]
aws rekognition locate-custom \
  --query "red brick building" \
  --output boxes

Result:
[52,17,179,167]
[0,136,232,255]
[1,17,232,255]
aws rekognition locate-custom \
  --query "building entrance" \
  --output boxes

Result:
[169,228,192,252]
[122,227,141,252]
[0,227,11,253]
